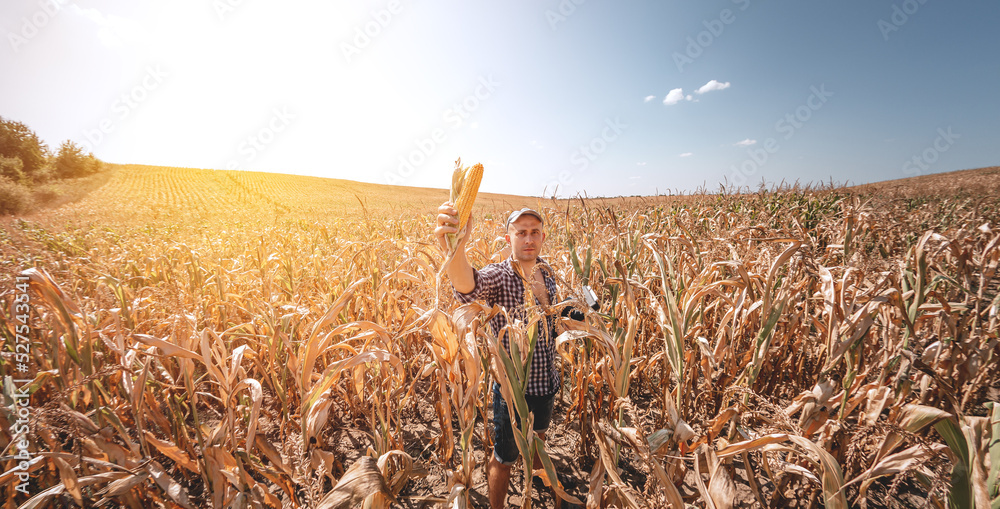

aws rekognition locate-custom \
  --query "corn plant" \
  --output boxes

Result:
[0,163,997,507]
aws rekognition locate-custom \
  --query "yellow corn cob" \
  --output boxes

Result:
[447,159,484,251]
[454,164,483,232]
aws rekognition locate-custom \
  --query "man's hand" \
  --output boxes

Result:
[433,200,476,293]
[434,201,473,253]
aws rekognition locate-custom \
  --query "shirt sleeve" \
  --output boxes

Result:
[454,264,500,304]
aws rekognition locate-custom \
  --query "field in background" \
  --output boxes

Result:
[55,164,542,223]
[1,164,999,508]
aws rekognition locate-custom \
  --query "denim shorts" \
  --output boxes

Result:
[492,382,556,465]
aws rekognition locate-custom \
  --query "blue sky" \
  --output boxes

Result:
[1,0,997,197]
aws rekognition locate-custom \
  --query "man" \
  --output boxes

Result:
[434,203,561,509]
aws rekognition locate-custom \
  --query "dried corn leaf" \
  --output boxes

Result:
[705,447,736,509]
[316,456,395,509]
[134,333,201,360]
[145,459,194,509]
[144,431,201,474]
[852,443,948,507]
[53,457,82,506]
[16,471,129,509]
[98,472,149,499]
[716,433,847,509]
[255,434,294,477]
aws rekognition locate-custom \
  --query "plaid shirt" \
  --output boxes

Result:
[455,256,560,396]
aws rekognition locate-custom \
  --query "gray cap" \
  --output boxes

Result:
[505,208,544,230]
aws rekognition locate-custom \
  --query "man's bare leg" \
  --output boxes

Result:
[489,432,548,508]
[532,431,546,471]
[488,455,511,509]
[534,433,567,507]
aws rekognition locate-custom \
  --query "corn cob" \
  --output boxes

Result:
[447,159,483,251]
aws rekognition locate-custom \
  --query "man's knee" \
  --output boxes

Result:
[489,455,511,472]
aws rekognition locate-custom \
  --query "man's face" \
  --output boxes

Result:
[505,215,545,262]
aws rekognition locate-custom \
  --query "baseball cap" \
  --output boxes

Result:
[505,208,544,231]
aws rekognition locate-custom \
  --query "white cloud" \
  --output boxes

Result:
[70,5,110,26]
[470,122,479,129]
[636,162,647,166]
[679,152,693,157]
[643,95,656,103]
[70,5,144,48]
[663,88,686,106]
[734,138,756,147]
[629,176,641,179]
[696,80,731,94]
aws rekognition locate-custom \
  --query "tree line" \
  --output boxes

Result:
[0,115,105,214]
[0,115,102,183]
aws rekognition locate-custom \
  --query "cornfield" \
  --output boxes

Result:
[1,164,999,508]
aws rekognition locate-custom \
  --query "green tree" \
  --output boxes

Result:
[0,155,24,181]
[85,152,103,174]
[54,140,83,178]
[0,116,48,180]
[53,140,102,177]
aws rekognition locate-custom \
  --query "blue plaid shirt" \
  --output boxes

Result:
[455,256,560,396]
